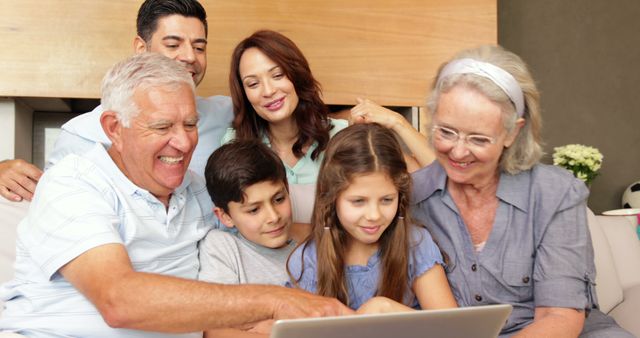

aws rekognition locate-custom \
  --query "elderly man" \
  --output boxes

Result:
[0,53,349,337]
[0,0,232,202]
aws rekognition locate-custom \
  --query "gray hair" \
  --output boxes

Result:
[426,45,543,174]
[101,52,196,127]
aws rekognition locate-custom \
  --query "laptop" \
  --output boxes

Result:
[270,304,512,338]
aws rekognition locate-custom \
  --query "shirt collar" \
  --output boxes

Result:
[496,169,530,212]
[411,162,448,204]
[261,130,319,157]
[412,161,529,212]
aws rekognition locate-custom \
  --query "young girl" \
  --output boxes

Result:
[287,123,457,312]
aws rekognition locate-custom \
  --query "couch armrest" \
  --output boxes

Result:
[596,214,640,290]
[0,199,29,284]
[608,285,640,338]
[587,209,624,313]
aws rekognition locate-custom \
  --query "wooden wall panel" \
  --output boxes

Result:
[0,0,496,106]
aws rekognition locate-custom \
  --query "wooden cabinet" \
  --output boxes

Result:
[0,0,496,107]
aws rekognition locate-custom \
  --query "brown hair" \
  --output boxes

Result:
[229,29,331,160]
[204,139,287,213]
[288,123,414,306]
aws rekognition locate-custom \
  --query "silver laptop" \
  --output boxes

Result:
[270,304,512,338]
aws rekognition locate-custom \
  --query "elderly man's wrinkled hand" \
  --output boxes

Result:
[272,287,354,320]
[0,159,42,202]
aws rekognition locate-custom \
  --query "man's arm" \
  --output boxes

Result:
[60,243,352,332]
[0,159,42,201]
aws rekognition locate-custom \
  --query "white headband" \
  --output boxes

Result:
[437,58,525,117]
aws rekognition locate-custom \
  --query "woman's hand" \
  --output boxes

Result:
[350,98,403,130]
[350,98,435,170]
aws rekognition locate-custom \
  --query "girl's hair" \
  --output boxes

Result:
[229,29,332,160]
[288,123,413,306]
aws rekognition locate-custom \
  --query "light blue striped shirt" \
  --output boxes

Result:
[0,144,215,337]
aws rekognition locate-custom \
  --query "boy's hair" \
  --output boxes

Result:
[288,123,413,307]
[137,0,208,43]
[205,139,288,213]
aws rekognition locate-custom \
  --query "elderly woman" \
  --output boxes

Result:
[410,45,632,337]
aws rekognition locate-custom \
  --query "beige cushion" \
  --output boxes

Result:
[0,199,30,316]
[596,214,640,289]
[288,183,316,224]
[0,333,29,337]
[588,209,624,313]
[0,199,29,283]
[608,284,640,337]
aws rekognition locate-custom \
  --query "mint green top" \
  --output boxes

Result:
[221,118,348,184]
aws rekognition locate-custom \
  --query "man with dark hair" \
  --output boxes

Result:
[137,0,208,45]
[0,0,231,202]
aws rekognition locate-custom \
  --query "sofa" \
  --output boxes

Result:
[1,198,639,336]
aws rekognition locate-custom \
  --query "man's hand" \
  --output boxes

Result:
[0,159,42,202]
[271,287,354,320]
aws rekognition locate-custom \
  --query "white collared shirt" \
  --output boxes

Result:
[0,144,215,337]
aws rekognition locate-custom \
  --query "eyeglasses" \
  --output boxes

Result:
[432,125,498,149]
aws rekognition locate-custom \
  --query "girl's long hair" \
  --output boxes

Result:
[288,123,413,306]
[229,29,331,160]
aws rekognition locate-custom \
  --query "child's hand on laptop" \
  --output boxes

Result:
[356,296,415,315]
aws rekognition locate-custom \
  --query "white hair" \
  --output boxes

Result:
[100,52,195,127]
[426,45,544,174]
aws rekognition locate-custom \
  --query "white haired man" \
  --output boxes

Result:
[0,53,350,337]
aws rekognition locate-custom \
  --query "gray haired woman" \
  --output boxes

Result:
[410,45,632,337]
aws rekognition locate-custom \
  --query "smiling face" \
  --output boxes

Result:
[238,47,299,126]
[135,14,207,86]
[110,83,198,205]
[336,172,399,254]
[216,180,292,249]
[433,85,520,188]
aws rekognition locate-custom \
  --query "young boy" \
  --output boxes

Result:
[198,139,298,286]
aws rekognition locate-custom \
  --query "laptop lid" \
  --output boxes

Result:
[270,304,512,338]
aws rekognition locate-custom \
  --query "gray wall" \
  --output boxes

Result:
[498,0,640,213]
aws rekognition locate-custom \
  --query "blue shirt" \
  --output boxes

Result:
[48,95,234,177]
[411,162,596,336]
[0,144,215,337]
[287,226,443,310]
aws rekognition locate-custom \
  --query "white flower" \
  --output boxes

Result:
[552,144,603,185]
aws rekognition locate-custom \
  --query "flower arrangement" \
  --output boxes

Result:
[552,144,603,185]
